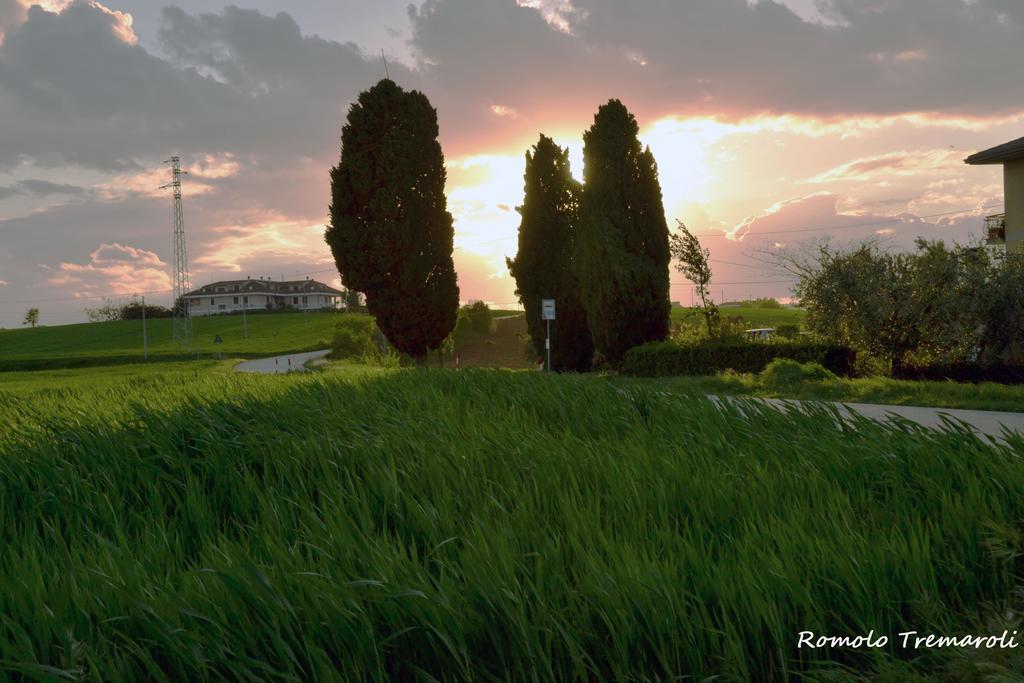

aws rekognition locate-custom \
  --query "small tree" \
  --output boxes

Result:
[669,220,718,338]
[23,308,39,328]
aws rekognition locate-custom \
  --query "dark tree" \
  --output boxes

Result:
[326,79,459,360]
[576,100,670,364]
[507,135,593,371]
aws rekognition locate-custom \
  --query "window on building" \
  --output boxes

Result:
[210,298,215,306]
[233,297,239,304]
[243,296,248,304]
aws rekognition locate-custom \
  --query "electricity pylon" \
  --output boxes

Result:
[162,156,192,350]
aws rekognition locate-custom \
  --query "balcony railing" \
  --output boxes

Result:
[985,213,1006,245]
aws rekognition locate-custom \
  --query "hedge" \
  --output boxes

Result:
[620,341,856,378]
[895,363,1024,385]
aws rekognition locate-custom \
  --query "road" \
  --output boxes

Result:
[711,395,1024,443]
[234,349,331,374]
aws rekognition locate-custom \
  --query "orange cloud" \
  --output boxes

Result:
[490,105,520,119]
[805,149,963,183]
[194,214,332,273]
[19,1,136,44]
[96,153,240,200]
[453,249,517,306]
[47,242,170,296]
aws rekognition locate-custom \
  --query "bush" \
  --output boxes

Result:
[330,314,377,360]
[620,341,856,378]
[775,324,800,340]
[760,358,836,388]
[465,301,493,335]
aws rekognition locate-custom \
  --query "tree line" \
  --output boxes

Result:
[326,79,673,369]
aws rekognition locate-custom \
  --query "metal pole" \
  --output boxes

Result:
[142,296,148,360]
[546,319,551,372]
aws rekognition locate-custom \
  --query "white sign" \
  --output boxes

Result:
[541,299,556,320]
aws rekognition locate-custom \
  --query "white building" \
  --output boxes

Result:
[183,277,345,316]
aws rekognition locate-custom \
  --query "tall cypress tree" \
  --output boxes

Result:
[326,79,459,360]
[507,135,593,372]
[576,99,670,364]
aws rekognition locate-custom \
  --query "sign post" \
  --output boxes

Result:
[541,298,556,372]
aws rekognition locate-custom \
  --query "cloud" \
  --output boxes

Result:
[452,248,517,305]
[0,177,85,200]
[407,0,1024,154]
[47,241,170,296]
[193,214,332,273]
[729,192,990,247]
[0,278,8,286]
[806,149,964,183]
[0,2,405,173]
[96,153,240,200]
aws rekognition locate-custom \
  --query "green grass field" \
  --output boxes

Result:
[672,304,806,329]
[3,363,1024,680]
[634,370,1024,413]
[0,311,338,370]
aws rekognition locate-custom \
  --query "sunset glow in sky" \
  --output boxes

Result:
[0,0,1021,325]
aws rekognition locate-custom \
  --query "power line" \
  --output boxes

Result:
[671,279,795,286]
[694,205,1002,239]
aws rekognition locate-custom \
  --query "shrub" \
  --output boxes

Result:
[465,301,493,335]
[760,358,837,388]
[330,314,377,360]
[620,341,856,378]
[775,324,800,340]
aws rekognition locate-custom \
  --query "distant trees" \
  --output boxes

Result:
[23,308,39,328]
[507,135,593,372]
[121,300,172,320]
[326,79,459,362]
[669,220,718,338]
[86,297,170,322]
[576,100,670,364]
[85,298,122,323]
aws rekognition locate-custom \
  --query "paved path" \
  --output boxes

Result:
[710,395,1024,443]
[234,349,331,374]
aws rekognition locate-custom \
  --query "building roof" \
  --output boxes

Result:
[184,277,344,297]
[964,135,1024,165]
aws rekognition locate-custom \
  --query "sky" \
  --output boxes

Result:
[0,0,1021,327]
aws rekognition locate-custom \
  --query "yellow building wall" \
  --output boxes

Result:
[1005,160,1024,251]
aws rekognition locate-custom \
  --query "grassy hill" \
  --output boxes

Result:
[672,304,805,329]
[1,363,1021,679]
[0,311,338,370]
